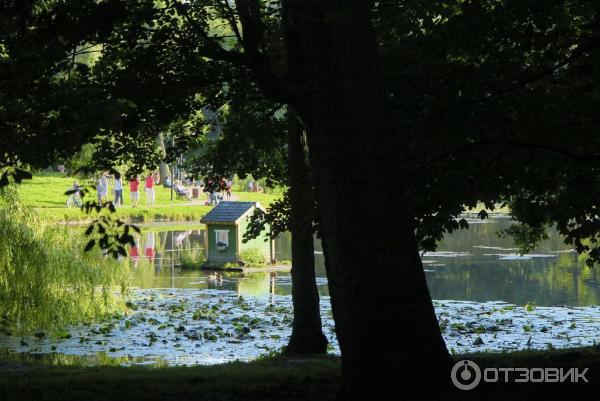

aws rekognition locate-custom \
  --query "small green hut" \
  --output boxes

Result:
[200,201,274,266]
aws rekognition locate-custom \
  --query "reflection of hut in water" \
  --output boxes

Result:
[200,201,274,266]
[237,273,274,297]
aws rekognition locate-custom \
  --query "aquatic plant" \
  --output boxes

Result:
[0,188,128,335]
[178,251,206,269]
[239,248,267,267]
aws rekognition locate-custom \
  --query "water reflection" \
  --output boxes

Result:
[129,217,600,307]
[426,216,600,306]
[126,227,315,299]
[4,218,600,366]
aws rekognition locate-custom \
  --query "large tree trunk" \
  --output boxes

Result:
[156,132,171,180]
[282,1,452,398]
[285,112,329,354]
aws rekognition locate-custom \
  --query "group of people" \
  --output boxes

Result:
[246,179,263,193]
[204,178,233,206]
[68,173,261,209]
[94,171,160,207]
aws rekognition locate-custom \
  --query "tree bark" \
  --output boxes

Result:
[281,1,452,398]
[285,112,329,354]
[156,132,171,179]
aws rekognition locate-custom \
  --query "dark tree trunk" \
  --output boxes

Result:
[285,112,329,354]
[281,1,452,398]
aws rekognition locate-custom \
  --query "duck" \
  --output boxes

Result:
[208,272,224,283]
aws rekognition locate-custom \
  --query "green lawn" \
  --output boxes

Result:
[235,191,280,206]
[15,174,278,223]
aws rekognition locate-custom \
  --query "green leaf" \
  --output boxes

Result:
[12,169,32,183]
[84,239,96,252]
[55,330,72,339]
[0,172,9,188]
[84,225,94,236]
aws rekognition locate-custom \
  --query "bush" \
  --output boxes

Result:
[239,248,267,267]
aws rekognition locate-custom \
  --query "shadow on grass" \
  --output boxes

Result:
[1,347,599,400]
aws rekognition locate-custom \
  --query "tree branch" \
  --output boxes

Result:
[219,0,244,45]
[234,0,294,103]
[171,1,245,66]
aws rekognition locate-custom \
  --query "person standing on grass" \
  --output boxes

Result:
[225,178,232,200]
[145,172,159,207]
[101,172,109,202]
[96,174,106,204]
[129,175,140,207]
[113,171,124,207]
[68,180,82,207]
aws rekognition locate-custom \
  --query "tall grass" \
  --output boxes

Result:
[0,188,128,335]
[239,248,268,267]
[178,250,207,269]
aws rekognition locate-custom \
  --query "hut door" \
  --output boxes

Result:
[215,230,229,251]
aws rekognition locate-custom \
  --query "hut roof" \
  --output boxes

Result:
[200,201,264,225]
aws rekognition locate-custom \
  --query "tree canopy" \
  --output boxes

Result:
[3,1,600,397]
[4,0,600,257]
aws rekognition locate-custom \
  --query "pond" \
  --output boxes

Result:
[2,216,600,365]
[425,215,600,307]
[131,216,600,307]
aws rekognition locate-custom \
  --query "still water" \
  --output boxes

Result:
[135,216,600,307]
[3,215,600,365]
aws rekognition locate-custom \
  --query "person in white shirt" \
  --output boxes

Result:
[96,174,106,204]
[113,171,123,207]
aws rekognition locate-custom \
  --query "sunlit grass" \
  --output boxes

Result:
[15,174,278,222]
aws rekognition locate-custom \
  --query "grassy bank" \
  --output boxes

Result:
[0,347,599,401]
[37,204,213,223]
[16,174,278,223]
[0,354,340,401]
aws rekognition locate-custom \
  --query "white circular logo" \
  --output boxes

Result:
[451,360,481,390]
